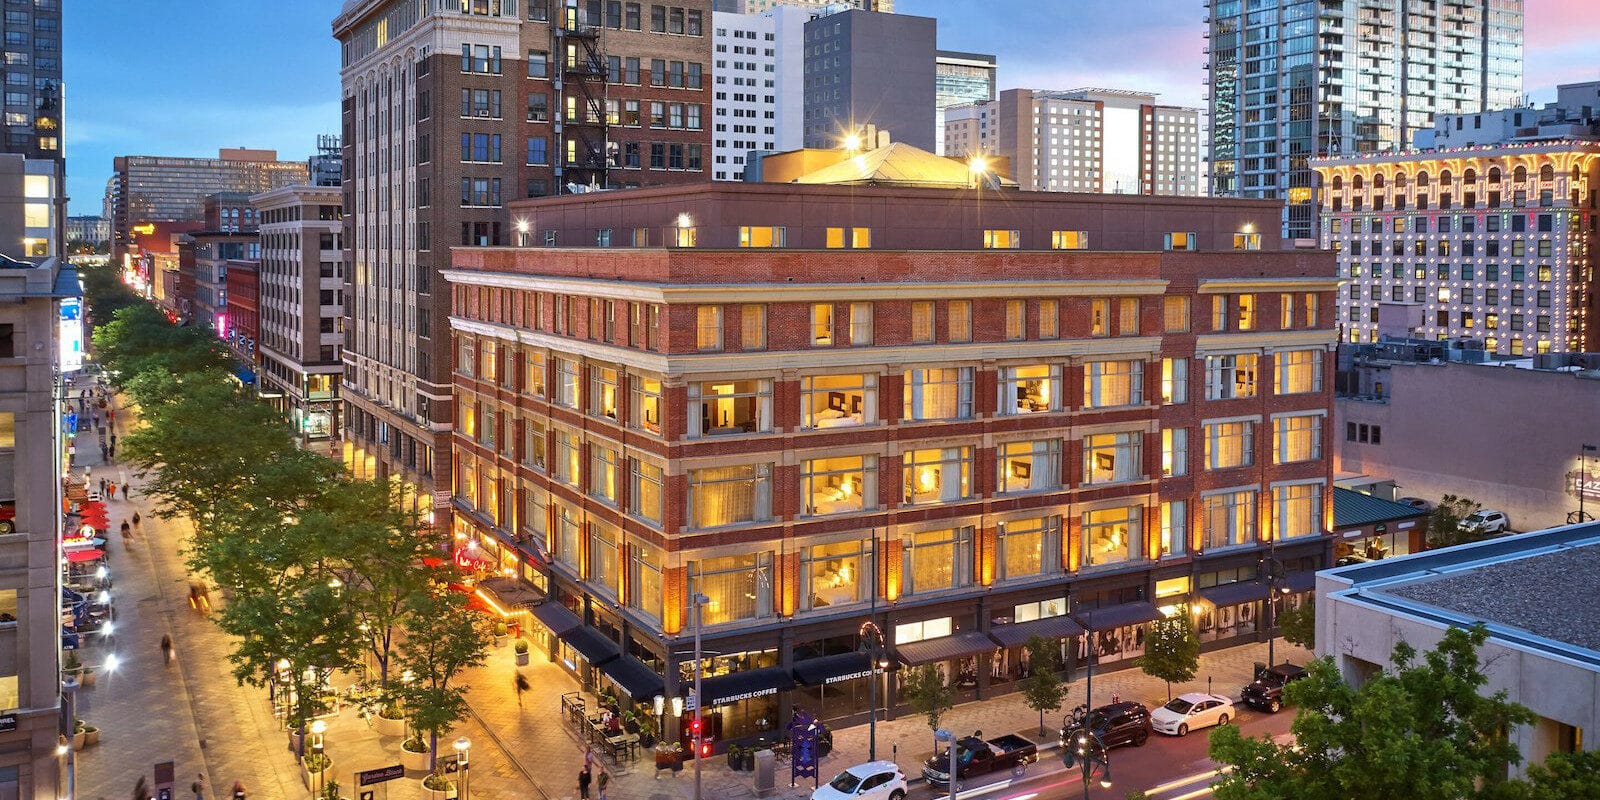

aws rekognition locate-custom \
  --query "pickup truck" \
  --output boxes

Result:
[1240,663,1308,713]
[922,733,1036,789]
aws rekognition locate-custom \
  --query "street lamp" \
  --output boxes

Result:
[1069,594,1095,712]
[1577,444,1598,524]
[858,621,886,761]
[690,592,710,800]
[310,719,328,800]
[453,736,471,800]
[1259,554,1291,668]
[1061,727,1112,800]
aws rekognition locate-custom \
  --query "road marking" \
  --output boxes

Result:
[1144,768,1222,795]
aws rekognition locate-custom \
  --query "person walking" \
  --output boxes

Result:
[513,671,530,707]
[132,512,142,529]
[577,768,592,800]
[98,478,107,496]
[191,773,206,800]
[596,769,609,800]
[160,634,173,665]
[120,520,131,538]
[107,483,117,500]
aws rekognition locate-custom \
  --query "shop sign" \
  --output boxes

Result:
[711,687,777,705]
[356,765,405,786]
[1398,521,1415,530]
[1568,470,1600,501]
[824,670,873,685]
[0,713,15,732]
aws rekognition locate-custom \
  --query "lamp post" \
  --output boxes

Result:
[1069,594,1095,712]
[453,736,471,800]
[1063,727,1112,800]
[861,535,885,762]
[1259,553,1290,668]
[691,592,710,800]
[310,719,328,800]
[1579,444,1598,523]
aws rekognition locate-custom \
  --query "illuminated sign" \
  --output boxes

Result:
[58,297,83,373]
[131,223,156,236]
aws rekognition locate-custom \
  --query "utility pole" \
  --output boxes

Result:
[692,592,709,800]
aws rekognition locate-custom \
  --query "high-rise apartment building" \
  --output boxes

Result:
[947,88,1201,196]
[445,146,1338,751]
[1206,0,1524,241]
[710,5,806,180]
[714,0,891,13]
[253,186,346,444]
[933,50,994,155]
[108,149,306,262]
[0,0,63,252]
[332,0,713,513]
[802,9,934,150]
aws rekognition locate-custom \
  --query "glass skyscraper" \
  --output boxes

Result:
[1206,0,1523,240]
[934,50,996,155]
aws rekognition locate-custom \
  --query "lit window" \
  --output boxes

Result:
[1162,428,1188,476]
[1090,298,1110,336]
[1165,231,1197,250]
[1083,505,1141,566]
[1233,232,1261,250]
[588,366,619,421]
[1236,294,1256,331]
[1083,360,1143,408]
[983,229,1020,249]
[1160,500,1187,557]
[801,455,875,516]
[902,367,973,421]
[1051,230,1087,249]
[902,447,973,505]
[1274,350,1322,394]
[1038,301,1059,339]
[741,304,766,350]
[998,517,1061,579]
[738,225,784,247]
[849,302,873,345]
[911,301,935,343]
[1000,364,1061,415]
[997,439,1060,493]
[695,305,722,351]
[1004,300,1025,341]
[902,528,973,594]
[630,376,662,434]
[1274,414,1322,464]
[801,373,876,429]
[673,226,697,247]
[1161,357,1188,404]
[1163,296,1189,332]
[1204,353,1257,399]
[687,464,773,528]
[688,379,772,437]
[810,303,834,346]
[1202,489,1257,549]
[1272,483,1324,539]
[1083,432,1142,484]
[947,300,971,342]
[1204,420,1254,470]
[1118,298,1139,336]
[802,540,872,609]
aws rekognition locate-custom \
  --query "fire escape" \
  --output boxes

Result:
[555,2,609,192]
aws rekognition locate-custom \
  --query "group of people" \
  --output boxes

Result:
[578,746,610,800]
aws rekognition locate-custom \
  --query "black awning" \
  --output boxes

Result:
[1284,570,1317,593]
[1071,601,1165,631]
[561,625,622,666]
[989,615,1087,648]
[791,652,873,686]
[1197,581,1270,608]
[696,666,795,707]
[479,576,543,610]
[598,655,665,699]
[530,601,582,636]
[894,631,998,666]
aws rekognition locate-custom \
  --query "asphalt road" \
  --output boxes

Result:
[898,702,1297,800]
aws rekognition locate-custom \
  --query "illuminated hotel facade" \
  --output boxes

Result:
[445,170,1339,748]
[1314,140,1600,354]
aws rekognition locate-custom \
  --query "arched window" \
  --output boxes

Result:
[1489,166,1502,183]
[1395,172,1409,188]
[1332,174,1343,190]
[1464,168,1477,184]
[1352,174,1364,190]
[1513,165,1527,183]
[1575,165,1583,182]
[1440,169,1453,186]
[1539,164,1554,182]
[1416,171,1430,187]
[1373,173,1386,189]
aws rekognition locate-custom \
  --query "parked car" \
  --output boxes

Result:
[0,501,14,534]
[1059,701,1153,749]
[923,733,1037,789]
[1396,497,1434,512]
[1150,693,1235,737]
[1241,663,1308,713]
[1461,509,1510,535]
[812,762,907,800]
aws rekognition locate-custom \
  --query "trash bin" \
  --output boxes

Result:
[753,749,776,797]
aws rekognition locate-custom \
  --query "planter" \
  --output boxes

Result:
[79,671,97,689]
[82,727,100,746]
[301,756,333,792]
[493,634,508,647]
[419,776,456,800]
[400,743,431,772]
[374,712,406,737]
[514,651,529,666]
[71,731,85,751]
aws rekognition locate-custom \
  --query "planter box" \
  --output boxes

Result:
[514,651,529,666]
[374,713,406,737]
[300,759,332,792]
[83,729,100,746]
[493,635,508,647]
[400,746,431,772]
[80,672,97,688]
[71,731,85,751]
[419,778,456,800]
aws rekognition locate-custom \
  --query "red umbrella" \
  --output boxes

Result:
[79,514,110,526]
[65,549,105,563]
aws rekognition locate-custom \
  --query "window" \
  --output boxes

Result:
[902,447,973,505]
[553,429,581,486]
[589,366,620,421]
[803,540,872,609]
[1274,349,1322,394]
[1236,294,1256,331]
[1272,483,1324,539]
[983,229,1020,248]
[741,304,766,350]
[688,464,772,528]
[810,303,834,346]
[630,377,662,434]
[526,136,548,165]
[589,443,622,504]
[523,419,547,470]
[738,225,784,247]
[553,358,579,408]
[1083,432,1142,484]
[825,227,871,248]
[802,455,876,515]
[1165,232,1197,250]
[1084,506,1141,566]
[911,302,935,343]
[1118,298,1139,336]
[947,301,971,342]
[690,379,772,436]
[1052,230,1088,250]
[998,439,1060,493]
[1204,420,1254,470]
[1162,428,1188,477]
[802,373,876,429]
[629,545,664,620]
[849,303,873,345]
[902,367,973,421]
[695,305,722,351]
[1233,232,1261,250]
[1205,354,1257,399]
[1163,296,1190,332]
[1274,414,1322,464]
[1005,300,1025,341]
[588,520,621,595]
[690,552,773,623]
[903,528,973,594]
[1090,298,1110,337]
[998,517,1061,579]
[1039,301,1059,339]
[1202,490,1257,550]
[1161,358,1188,404]
[1083,360,1142,408]
[1160,501,1187,557]
[1001,364,1061,415]
[1211,295,1229,332]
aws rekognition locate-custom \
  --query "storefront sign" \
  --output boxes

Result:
[711,687,778,705]
[0,713,15,732]
[1568,470,1600,501]
[1398,521,1415,530]
[824,670,873,685]
[356,765,405,786]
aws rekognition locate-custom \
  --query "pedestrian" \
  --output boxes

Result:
[577,768,592,800]
[230,781,245,800]
[122,482,134,501]
[596,769,609,800]
[191,773,206,800]
[133,512,142,528]
[107,483,117,500]
[583,744,594,771]
[160,633,173,665]
[97,478,106,496]
[513,671,530,706]
[120,520,130,537]
[110,434,117,450]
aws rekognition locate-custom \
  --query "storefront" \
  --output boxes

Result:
[790,652,878,723]
[986,611,1083,688]
[1070,601,1164,666]
[1332,488,1429,564]
[1194,579,1266,644]
[892,629,998,695]
[683,665,792,743]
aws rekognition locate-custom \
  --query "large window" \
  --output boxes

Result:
[589,443,621,505]
[948,301,971,342]
[1001,364,1061,414]
[1204,420,1255,470]
[1204,354,1258,400]
[1083,360,1143,408]
[523,350,546,396]
[1273,414,1322,464]
[1083,505,1141,567]
[849,303,873,345]
[689,379,772,436]
[589,366,620,421]
[588,519,621,596]
[553,429,581,486]
[902,367,973,421]
[695,305,723,351]
[1272,483,1324,539]
[1083,432,1142,485]
[1274,350,1322,394]
[1162,428,1188,477]
[1160,500,1187,558]
[1163,296,1190,332]
[522,485,549,542]
[554,503,581,567]
[998,516,1060,579]
[811,303,834,346]
[630,376,662,434]
[801,455,876,516]
[802,540,871,610]
[688,464,772,528]
[801,374,876,429]
[911,302,935,343]
[691,552,773,624]
[1202,489,1257,550]
[1161,358,1188,404]
[523,419,547,470]
[997,440,1060,493]
[903,527,973,594]
[629,544,664,621]
[629,458,664,523]
[738,226,785,247]
[902,447,973,505]
[554,357,579,407]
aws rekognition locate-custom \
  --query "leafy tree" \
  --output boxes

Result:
[1483,751,1600,800]
[393,588,489,773]
[1019,635,1065,736]
[1140,613,1200,700]
[1428,494,1487,549]
[900,663,954,753]
[1275,599,1315,652]
[1209,625,1535,800]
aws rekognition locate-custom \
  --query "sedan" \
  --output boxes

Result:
[812,761,908,800]
[1396,497,1434,512]
[1150,693,1235,737]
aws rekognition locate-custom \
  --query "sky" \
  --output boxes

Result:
[62,0,1600,215]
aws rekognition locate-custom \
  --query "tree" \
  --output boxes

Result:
[1275,599,1315,652]
[393,588,489,775]
[1019,636,1065,736]
[1140,613,1200,700]
[1483,751,1600,800]
[1428,494,1487,549]
[900,663,954,752]
[1209,625,1535,800]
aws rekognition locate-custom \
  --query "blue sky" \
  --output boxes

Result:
[63,1,1598,214]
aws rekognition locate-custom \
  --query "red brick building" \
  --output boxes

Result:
[224,258,260,367]
[447,178,1338,748]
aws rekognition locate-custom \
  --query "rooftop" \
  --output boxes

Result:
[1332,487,1428,528]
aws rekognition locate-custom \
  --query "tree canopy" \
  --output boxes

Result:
[1140,613,1200,700]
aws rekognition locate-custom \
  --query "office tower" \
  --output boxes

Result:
[65,217,109,249]
[947,88,1201,196]
[108,149,306,262]
[711,5,807,180]
[714,0,891,12]
[309,135,344,187]
[447,145,1337,745]
[802,8,934,150]
[0,0,63,252]
[933,50,994,155]
[1206,0,1524,241]
[332,0,713,512]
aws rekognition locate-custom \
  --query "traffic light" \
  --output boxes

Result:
[689,717,702,737]
[699,741,712,758]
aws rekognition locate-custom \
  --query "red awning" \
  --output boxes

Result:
[65,549,105,563]
[422,556,445,568]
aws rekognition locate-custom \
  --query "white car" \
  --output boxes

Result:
[1150,693,1235,737]
[812,761,908,800]
[1461,510,1509,534]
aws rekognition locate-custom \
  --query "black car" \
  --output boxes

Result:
[1241,664,1308,713]
[1059,701,1153,749]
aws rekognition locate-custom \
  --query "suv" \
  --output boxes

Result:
[1241,663,1308,713]
[1461,510,1510,535]
[1063,701,1153,749]
[813,762,907,800]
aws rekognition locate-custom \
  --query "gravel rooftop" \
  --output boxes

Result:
[1382,545,1600,653]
